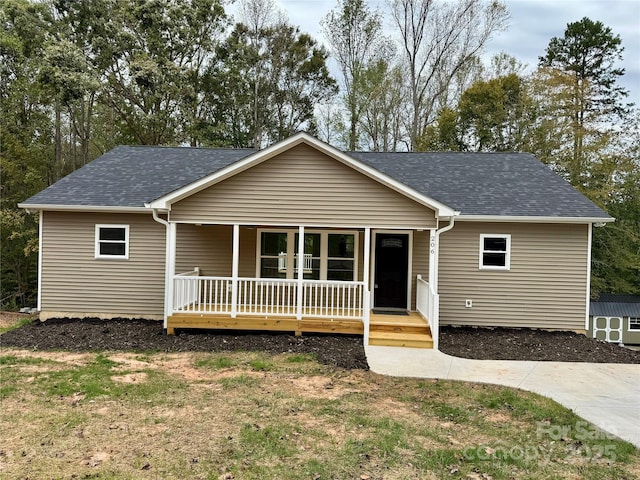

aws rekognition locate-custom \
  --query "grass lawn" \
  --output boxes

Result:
[0,348,638,479]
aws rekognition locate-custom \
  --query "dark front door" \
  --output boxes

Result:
[374,233,409,309]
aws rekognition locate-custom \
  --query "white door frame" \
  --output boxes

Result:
[371,229,413,310]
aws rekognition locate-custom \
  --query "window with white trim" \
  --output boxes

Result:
[294,232,321,279]
[327,233,355,280]
[258,229,358,280]
[260,231,287,278]
[479,234,510,270]
[629,318,640,330]
[95,225,129,259]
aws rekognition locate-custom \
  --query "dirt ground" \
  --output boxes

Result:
[1,314,639,366]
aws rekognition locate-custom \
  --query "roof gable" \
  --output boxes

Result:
[169,142,438,228]
[147,133,456,217]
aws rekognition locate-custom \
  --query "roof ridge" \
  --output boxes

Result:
[347,150,534,155]
[116,145,256,152]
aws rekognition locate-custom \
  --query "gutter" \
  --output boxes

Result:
[456,215,614,224]
[17,203,151,213]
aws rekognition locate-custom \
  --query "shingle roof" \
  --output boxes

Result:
[22,145,255,208]
[349,151,608,218]
[590,295,640,317]
[21,142,610,219]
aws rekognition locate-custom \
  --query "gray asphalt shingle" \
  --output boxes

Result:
[22,145,255,208]
[21,143,610,219]
[349,151,608,218]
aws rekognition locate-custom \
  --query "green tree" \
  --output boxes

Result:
[54,0,228,146]
[0,0,55,308]
[357,59,406,151]
[208,21,337,147]
[418,107,461,151]
[539,17,631,186]
[590,113,640,295]
[389,0,509,151]
[457,73,533,151]
[321,0,388,150]
[538,18,637,295]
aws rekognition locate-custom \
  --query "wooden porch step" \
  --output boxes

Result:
[368,331,434,349]
[369,321,431,335]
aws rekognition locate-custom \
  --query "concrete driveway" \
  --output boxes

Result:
[366,346,640,448]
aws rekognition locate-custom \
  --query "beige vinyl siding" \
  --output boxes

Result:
[239,227,258,277]
[170,144,436,229]
[175,225,257,277]
[411,230,430,310]
[175,224,232,276]
[438,222,588,330]
[40,212,165,318]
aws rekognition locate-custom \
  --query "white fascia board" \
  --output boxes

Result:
[147,132,456,217]
[456,215,615,224]
[18,203,152,214]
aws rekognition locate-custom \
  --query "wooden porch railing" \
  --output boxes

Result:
[416,274,439,349]
[173,272,366,320]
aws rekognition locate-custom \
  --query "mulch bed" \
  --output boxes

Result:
[2,318,639,368]
[439,326,640,364]
[0,318,368,370]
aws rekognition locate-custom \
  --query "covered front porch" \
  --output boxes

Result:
[167,273,433,348]
[164,224,440,349]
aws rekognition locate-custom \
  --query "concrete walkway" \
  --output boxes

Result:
[366,346,640,448]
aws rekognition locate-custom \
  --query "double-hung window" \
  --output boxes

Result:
[479,234,510,270]
[258,230,357,281]
[95,225,129,259]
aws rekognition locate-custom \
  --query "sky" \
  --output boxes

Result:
[259,0,640,107]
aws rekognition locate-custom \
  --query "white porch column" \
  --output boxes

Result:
[363,228,371,344]
[296,226,305,320]
[164,221,177,328]
[231,224,240,318]
[428,229,437,290]
[363,228,371,286]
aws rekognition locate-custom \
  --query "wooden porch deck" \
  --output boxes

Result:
[167,310,433,348]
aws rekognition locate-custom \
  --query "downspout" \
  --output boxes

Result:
[152,209,171,328]
[431,212,459,350]
[433,212,459,293]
